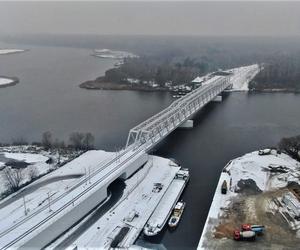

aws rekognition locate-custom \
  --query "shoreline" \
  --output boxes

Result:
[249,88,300,93]
[0,76,19,89]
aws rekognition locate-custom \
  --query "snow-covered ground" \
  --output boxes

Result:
[0,148,51,196]
[198,150,300,249]
[93,49,138,59]
[0,149,114,245]
[0,146,81,197]
[0,49,26,55]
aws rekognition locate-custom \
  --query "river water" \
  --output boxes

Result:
[1,41,300,249]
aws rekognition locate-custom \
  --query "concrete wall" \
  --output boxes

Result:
[21,185,108,249]
[122,153,148,179]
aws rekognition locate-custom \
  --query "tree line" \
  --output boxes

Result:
[0,131,95,151]
[41,131,95,151]
[1,131,95,195]
[104,56,211,86]
[250,53,300,92]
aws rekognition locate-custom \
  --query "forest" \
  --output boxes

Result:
[249,52,300,92]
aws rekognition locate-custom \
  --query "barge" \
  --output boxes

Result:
[143,168,189,236]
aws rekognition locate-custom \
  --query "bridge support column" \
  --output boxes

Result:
[212,95,222,102]
[179,119,194,128]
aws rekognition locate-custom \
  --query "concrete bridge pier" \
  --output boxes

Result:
[212,95,222,102]
[179,119,194,128]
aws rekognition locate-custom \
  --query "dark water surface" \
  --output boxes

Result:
[1,41,300,249]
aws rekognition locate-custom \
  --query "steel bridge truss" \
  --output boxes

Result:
[126,75,231,149]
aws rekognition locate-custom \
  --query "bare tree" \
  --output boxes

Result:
[69,132,85,150]
[83,133,95,150]
[11,137,28,146]
[28,166,38,181]
[42,131,53,150]
[3,167,24,191]
[279,135,300,160]
[53,138,66,150]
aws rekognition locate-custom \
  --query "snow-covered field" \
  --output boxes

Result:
[0,49,26,55]
[198,150,300,249]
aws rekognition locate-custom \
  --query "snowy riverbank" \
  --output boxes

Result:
[0,49,26,55]
[0,146,81,198]
[0,76,19,88]
[198,150,300,249]
[92,49,138,60]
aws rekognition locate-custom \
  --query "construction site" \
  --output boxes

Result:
[198,150,300,249]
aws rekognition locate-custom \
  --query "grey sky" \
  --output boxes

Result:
[0,1,299,36]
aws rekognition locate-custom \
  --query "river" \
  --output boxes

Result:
[0,40,300,249]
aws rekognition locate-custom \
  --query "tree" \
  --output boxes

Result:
[69,132,85,150]
[28,166,38,181]
[11,137,28,146]
[3,167,24,192]
[53,138,66,149]
[42,131,53,150]
[279,135,300,160]
[83,133,95,150]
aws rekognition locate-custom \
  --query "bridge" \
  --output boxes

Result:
[0,64,260,249]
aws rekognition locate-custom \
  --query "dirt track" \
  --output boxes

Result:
[210,188,300,249]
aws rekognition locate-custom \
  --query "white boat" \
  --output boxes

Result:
[168,201,185,228]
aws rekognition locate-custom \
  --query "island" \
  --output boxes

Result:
[0,76,19,88]
[80,53,213,92]
[0,49,27,55]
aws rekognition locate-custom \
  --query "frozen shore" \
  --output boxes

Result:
[92,49,138,59]
[0,76,19,88]
[198,150,300,249]
[0,49,26,55]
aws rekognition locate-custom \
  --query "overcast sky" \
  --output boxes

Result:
[0,1,299,36]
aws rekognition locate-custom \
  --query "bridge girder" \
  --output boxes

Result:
[125,75,231,148]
